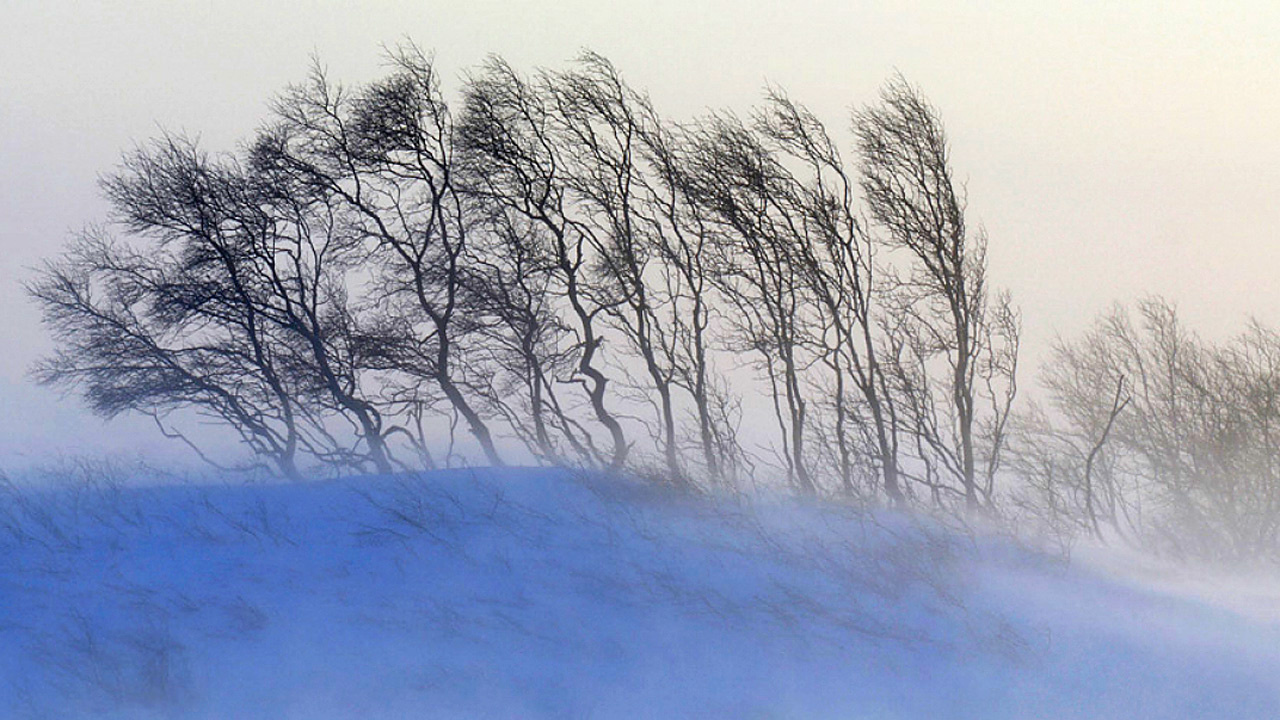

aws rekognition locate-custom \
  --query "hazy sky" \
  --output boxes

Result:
[3,0,1280,467]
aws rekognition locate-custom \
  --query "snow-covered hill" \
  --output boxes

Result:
[2,467,1277,718]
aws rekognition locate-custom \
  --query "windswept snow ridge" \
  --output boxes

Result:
[1,468,1277,718]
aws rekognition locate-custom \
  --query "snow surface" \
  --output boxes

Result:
[1,467,1278,719]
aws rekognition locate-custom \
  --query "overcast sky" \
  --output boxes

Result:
[3,0,1279,467]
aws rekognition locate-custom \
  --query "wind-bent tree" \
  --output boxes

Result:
[752,89,904,502]
[458,56,635,471]
[32,230,307,478]
[856,76,1019,509]
[240,143,396,475]
[542,54,686,478]
[550,53,751,482]
[461,209,590,465]
[637,113,743,485]
[31,136,390,477]
[678,111,823,492]
[255,46,505,467]
[457,54,749,482]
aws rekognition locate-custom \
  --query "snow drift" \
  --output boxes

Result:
[1,467,1277,718]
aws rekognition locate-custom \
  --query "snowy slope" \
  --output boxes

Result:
[1,467,1278,719]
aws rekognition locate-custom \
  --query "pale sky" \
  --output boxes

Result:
[3,0,1280,467]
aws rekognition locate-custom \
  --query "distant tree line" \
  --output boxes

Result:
[1014,298,1280,561]
[30,45,1280,562]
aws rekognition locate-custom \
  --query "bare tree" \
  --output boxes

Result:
[678,111,824,492]
[638,118,744,485]
[753,89,904,503]
[855,76,1019,509]
[254,46,505,467]
[28,137,386,478]
[458,56,634,471]
[461,210,592,464]
[454,54,752,484]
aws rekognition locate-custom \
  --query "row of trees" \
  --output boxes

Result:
[32,46,1280,560]
[31,46,1013,510]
